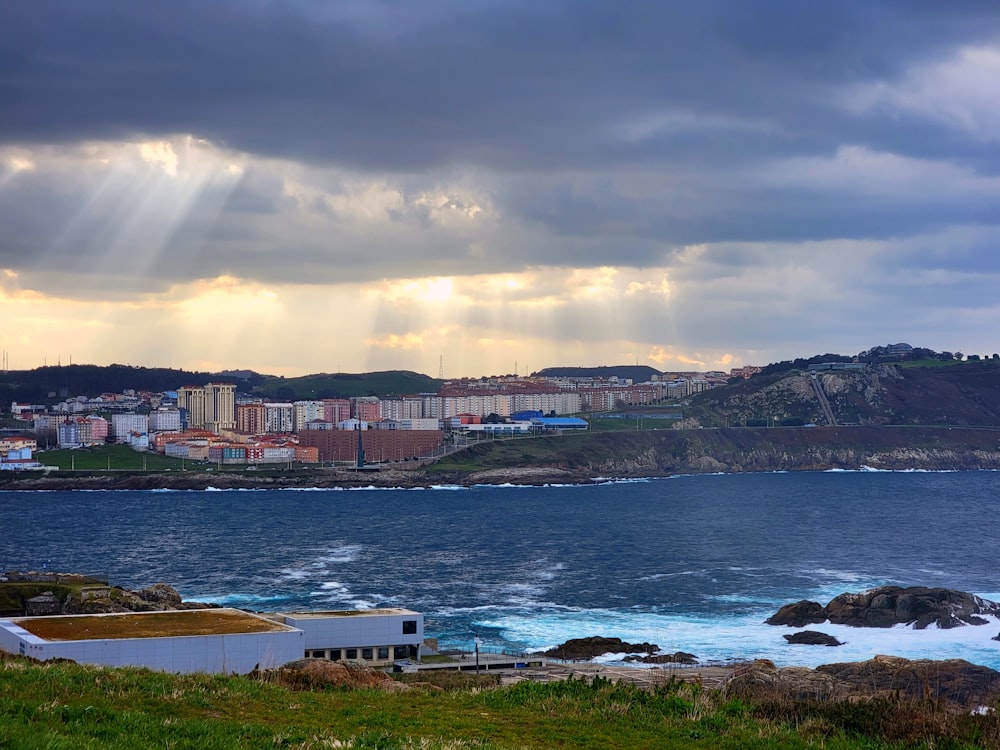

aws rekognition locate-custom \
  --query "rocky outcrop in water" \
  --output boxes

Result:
[625,651,699,664]
[782,630,843,646]
[767,587,1000,629]
[724,656,1000,710]
[543,637,660,660]
[766,600,825,628]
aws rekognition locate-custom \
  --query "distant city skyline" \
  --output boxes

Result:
[3,2,999,377]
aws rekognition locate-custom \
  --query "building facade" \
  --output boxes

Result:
[264,403,294,433]
[176,383,236,431]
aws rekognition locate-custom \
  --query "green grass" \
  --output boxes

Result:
[33,445,325,475]
[898,358,966,369]
[587,417,678,432]
[34,444,186,471]
[2,655,999,749]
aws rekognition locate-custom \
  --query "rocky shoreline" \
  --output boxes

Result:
[6,424,1000,491]
[767,586,1000,630]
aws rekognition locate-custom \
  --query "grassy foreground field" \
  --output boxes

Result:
[2,655,999,749]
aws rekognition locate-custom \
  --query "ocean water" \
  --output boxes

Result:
[3,470,1000,669]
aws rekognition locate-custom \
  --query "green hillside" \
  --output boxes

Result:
[252,371,442,400]
[2,654,997,748]
[690,359,1000,427]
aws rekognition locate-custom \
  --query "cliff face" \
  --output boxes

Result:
[693,361,1000,427]
[580,426,1000,476]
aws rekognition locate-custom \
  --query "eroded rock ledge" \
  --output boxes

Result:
[542,636,697,663]
[767,586,1000,629]
[724,656,1000,709]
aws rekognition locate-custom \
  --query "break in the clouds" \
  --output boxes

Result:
[2,1,1000,376]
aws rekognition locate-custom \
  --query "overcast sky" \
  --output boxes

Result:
[2,1,999,377]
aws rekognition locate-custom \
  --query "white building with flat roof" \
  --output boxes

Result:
[0,608,303,675]
[0,606,426,672]
[110,413,149,445]
[275,608,423,666]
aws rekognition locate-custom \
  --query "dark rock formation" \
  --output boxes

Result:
[766,600,826,627]
[724,656,1000,710]
[2,572,215,617]
[767,587,1000,629]
[543,637,659,660]
[782,630,843,646]
[625,651,699,664]
[137,583,183,608]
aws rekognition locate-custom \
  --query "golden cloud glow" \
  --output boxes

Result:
[364,333,426,350]
[138,141,179,176]
[0,262,759,377]
[625,276,672,297]
[7,156,35,172]
[368,277,459,304]
[567,266,618,298]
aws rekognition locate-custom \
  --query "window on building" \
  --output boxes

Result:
[310,650,326,659]
[394,645,409,658]
[402,620,417,634]
[362,648,373,660]
[329,649,341,660]
[345,648,357,660]
[377,647,389,660]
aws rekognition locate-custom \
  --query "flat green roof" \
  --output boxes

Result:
[14,608,295,641]
[282,608,417,618]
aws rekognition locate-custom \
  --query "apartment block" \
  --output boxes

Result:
[322,399,351,423]
[110,413,149,444]
[293,401,325,432]
[177,383,236,431]
[148,408,182,433]
[351,396,381,422]
[264,403,294,433]
[235,403,266,434]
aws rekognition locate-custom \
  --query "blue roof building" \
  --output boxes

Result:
[530,417,589,430]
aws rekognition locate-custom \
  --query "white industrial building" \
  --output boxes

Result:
[0,607,425,673]
[273,608,424,666]
[0,609,303,674]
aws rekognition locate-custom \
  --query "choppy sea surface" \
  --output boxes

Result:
[3,470,1000,668]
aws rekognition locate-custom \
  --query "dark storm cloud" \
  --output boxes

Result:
[4,0,1000,172]
[3,0,1000,318]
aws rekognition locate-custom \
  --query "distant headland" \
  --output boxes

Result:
[4,424,1000,491]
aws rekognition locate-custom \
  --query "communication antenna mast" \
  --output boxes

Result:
[438,354,444,379]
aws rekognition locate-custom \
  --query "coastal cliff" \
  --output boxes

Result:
[428,424,1000,483]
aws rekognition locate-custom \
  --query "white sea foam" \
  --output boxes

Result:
[316,544,363,564]
[809,568,868,583]
[346,599,378,609]
[278,567,313,581]
[591,477,653,485]
[638,571,701,581]
[184,592,288,606]
[469,607,1000,669]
